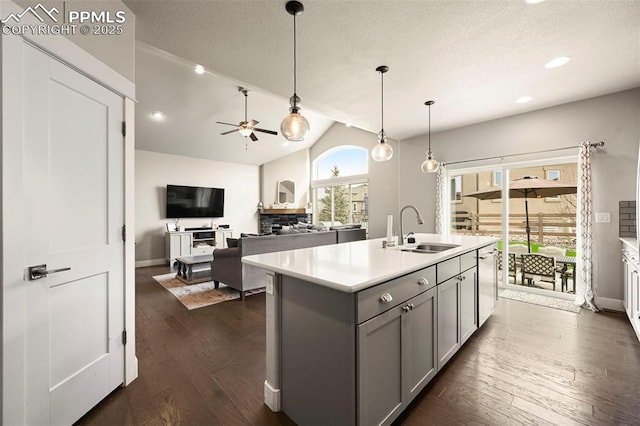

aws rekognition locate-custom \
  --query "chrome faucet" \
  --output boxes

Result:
[400,205,424,246]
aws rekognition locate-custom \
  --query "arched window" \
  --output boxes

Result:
[312,146,368,229]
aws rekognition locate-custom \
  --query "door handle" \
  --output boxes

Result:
[28,264,71,280]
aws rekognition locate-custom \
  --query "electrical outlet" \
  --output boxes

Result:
[266,274,274,295]
[595,212,611,223]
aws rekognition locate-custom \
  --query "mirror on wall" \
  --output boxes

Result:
[277,179,296,205]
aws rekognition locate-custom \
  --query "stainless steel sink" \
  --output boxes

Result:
[401,242,460,254]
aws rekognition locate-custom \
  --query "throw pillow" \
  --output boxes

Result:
[227,238,239,247]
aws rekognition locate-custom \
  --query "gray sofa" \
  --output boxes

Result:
[211,228,366,299]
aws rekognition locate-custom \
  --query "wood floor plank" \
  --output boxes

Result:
[76,266,640,425]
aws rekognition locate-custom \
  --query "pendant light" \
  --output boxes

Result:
[281,1,310,142]
[371,65,393,162]
[421,100,439,173]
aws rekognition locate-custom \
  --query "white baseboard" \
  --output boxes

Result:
[135,258,167,268]
[264,380,281,412]
[596,296,624,312]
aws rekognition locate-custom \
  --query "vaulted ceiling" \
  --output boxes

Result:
[126,0,640,166]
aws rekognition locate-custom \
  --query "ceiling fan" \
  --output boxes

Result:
[216,87,278,142]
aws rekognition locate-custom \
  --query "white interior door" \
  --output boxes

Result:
[22,43,125,425]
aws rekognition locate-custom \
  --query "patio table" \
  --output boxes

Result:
[556,256,576,292]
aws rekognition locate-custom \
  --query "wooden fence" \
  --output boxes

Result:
[451,212,576,243]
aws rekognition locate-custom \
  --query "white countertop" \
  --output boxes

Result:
[621,237,638,252]
[242,233,497,293]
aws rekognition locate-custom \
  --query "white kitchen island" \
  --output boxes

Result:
[243,233,498,426]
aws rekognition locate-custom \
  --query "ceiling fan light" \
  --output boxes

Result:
[281,111,310,142]
[371,141,393,162]
[239,127,252,137]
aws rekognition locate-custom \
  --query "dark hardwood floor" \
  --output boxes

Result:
[78,265,640,425]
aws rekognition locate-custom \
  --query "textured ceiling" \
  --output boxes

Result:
[126,0,640,165]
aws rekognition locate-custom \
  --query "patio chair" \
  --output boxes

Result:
[520,253,558,291]
[497,251,517,283]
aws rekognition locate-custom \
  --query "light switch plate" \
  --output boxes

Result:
[595,212,611,223]
[266,274,274,295]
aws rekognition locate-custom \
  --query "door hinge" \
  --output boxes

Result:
[121,224,126,242]
[121,121,126,137]
[122,330,127,345]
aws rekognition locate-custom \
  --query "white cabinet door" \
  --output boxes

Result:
[623,256,631,317]
[437,277,460,370]
[22,44,125,425]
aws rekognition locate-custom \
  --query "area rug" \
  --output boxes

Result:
[499,289,582,314]
[152,273,265,310]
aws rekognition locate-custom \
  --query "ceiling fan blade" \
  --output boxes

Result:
[250,132,259,142]
[247,119,259,128]
[216,121,240,127]
[220,128,240,135]
[254,128,278,135]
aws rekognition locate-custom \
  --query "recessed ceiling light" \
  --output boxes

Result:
[345,122,352,128]
[515,96,532,104]
[194,64,205,74]
[525,0,545,4]
[544,56,571,69]
[151,111,165,120]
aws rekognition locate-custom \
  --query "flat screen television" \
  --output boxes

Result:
[166,184,225,218]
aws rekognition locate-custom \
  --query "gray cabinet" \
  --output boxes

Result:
[358,286,437,426]
[460,267,478,345]
[436,276,459,370]
[436,250,478,370]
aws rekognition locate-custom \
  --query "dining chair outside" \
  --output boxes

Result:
[497,251,517,283]
[521,253,558,291]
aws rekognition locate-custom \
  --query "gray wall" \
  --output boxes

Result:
[399,88,640,302]
[261,148,309,208]
[135,150,260,265]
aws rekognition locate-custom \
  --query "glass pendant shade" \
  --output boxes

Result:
[421,153,439,173]
[281,108,310,142]
[372,141,393,162]
[239,126,252,137]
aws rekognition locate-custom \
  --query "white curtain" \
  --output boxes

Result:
[575,141,599,311]
[435,165,448,235]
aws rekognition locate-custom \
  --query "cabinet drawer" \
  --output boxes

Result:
[460,250,477,272]
[192,246,214,255]
[357,266,435,324]
[437,257,460,284]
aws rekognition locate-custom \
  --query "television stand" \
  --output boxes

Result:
[165,228,234,265]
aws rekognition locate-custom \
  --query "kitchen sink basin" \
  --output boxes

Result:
[401,242,460,254]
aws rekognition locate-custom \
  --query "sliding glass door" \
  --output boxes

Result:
[448,158,577,296]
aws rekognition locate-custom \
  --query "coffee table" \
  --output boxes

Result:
[175,254,215,285]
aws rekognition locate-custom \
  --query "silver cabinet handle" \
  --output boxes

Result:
[28,264,71,280]
[409,303,414,310]
[402,305,410,312]
[379,293,393,304]
[418,277,429,286]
